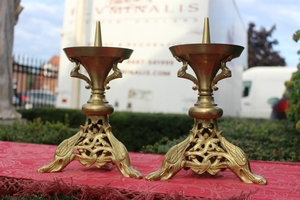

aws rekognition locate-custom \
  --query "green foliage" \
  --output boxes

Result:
[8,109,193,151]
[18,108,85,128]
[286,30,300,132]
[4,109,300,162]
[110,112,192,151]
[142,117,300,162]
[286,71,300,131]
[141,136,185,154]
[0,117,74,145]
[293,30,300,42]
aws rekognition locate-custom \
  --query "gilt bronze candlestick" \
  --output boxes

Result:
[146,18,267,184]
[38,21,142,179]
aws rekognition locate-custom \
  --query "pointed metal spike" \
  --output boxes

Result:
[94,21,102,47]
[202,17,211,44]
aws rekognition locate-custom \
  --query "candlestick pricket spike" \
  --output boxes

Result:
[146,18,267,184]
[38,21,142,179]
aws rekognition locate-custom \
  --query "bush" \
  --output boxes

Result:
[7,109,300,162]
[18,108,85,128]
[0,117,74,145]
[15,109,192,151]
[286,68,300,132]
[286,30,300,132]
[110,112,192,151]
[142,117,300,162]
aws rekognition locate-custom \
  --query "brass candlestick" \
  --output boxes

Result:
[146,18,267,184]
[38,21,142,179]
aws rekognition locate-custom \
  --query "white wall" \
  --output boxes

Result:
[57,0,247,116]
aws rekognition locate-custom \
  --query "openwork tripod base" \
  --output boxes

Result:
[146,118,267,184]
[38,115,142,179]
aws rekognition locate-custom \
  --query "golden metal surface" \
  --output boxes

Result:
[202,17,210,44]
[38,115,142,179]
[146,18,267,184]
[94,21,102,47]
[146,118,266,184]
[38,21,142,179]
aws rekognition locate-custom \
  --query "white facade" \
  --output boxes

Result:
[57,0,247,116]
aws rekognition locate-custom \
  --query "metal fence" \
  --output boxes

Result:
[12,55,59,109]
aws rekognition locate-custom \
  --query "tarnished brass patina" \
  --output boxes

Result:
[38,22,142,179]
[146,18,267,184]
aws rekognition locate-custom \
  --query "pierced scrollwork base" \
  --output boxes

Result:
[146,118,267,184]
[38,115,142,179]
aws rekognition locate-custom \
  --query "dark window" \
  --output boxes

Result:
[242,81,252,97]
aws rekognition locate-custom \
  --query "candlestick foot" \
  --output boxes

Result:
[146,119,266,184]
[38,115,142,179]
